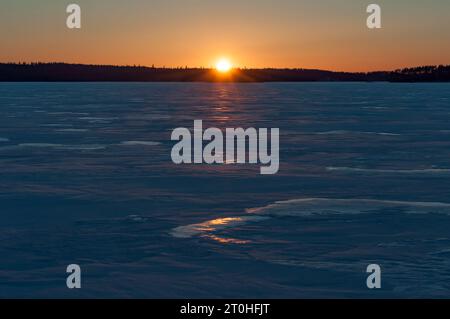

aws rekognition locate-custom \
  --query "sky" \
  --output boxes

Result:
[0,0,449,71]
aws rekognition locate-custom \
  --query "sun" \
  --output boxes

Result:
[216,58,232,73]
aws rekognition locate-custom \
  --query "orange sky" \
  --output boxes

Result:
[1,0,450,71]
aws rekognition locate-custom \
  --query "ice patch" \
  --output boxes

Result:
[126,114,171,120]
[171,216,269,239]
[79,117,118,123]
[316,131,400,136]
[327,167,450,174]
[0,138,9,142]
[172,198,450,240]
[120,141,161,146]
[55,129,89,132]
[246,198,450,217]
[19,143,62,148]
[48,112,89,116]
[17,143,106,150]
[126,215,149,222]
[58,144,106,150]
[40,124,73,128]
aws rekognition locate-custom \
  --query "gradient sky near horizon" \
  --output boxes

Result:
[1,0,449,71]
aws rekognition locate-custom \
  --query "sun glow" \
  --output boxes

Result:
[216,58,232,72]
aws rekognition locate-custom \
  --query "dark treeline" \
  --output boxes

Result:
[389,65,450,82]
[0,63,449,82]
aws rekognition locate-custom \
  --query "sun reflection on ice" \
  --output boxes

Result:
[171,216,269,244]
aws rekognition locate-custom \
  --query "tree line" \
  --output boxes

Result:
[0,63,449,82]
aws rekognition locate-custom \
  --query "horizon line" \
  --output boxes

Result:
[2,61,450,74]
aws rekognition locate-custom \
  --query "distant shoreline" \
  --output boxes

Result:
[1,63,449,82]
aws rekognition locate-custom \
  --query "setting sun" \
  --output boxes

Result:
[216,59,232,72]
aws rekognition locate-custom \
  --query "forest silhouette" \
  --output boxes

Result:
[1,63,449,82]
